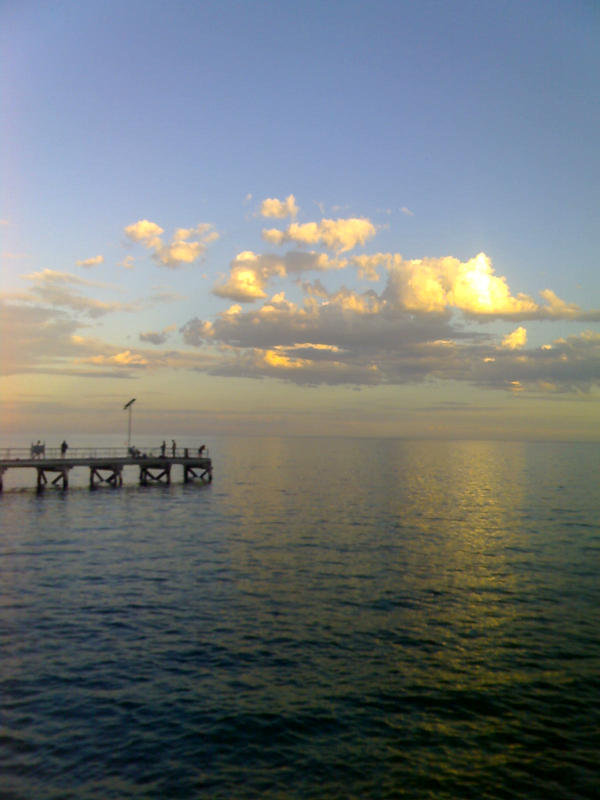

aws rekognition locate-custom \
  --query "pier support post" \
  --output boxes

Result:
[36,467,70,491]
[52,469,69,489]
[139,464,171,486]
[183,464,213,484]
[89,466,123,489]
[37,468,47,491]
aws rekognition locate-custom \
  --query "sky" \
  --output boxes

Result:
[1,0,599,441]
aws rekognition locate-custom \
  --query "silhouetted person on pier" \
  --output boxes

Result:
[30,441,45,459]
[61,440,68,457]
[171,440,176,457]
[160,440,166,457]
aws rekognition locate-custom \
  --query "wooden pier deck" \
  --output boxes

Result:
[0,445,212,491]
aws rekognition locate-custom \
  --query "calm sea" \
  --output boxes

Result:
[1,436,599,799]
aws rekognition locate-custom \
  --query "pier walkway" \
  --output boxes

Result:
[0,445,212,491]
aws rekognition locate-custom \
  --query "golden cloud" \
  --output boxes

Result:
[352,253,388,281]
[538,289,581,318]
[260,194,299,219]
[76,255,104,268]
[124,219,218,268]
[212,250,346,302]
[83,350,149,366]
[384,252,574,318]
[501,326,527,350]
[124,219,163,248]
[213,251,274,301]
[262,217,376,253]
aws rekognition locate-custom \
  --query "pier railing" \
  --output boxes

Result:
[0,444,210,461]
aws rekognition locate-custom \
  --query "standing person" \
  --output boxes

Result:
[160,440,166,457]
[61,440,68,457]
[171,440,176,457]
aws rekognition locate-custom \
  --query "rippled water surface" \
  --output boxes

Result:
[1,437,599,798]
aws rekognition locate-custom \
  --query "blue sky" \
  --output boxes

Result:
[1,0,599,440]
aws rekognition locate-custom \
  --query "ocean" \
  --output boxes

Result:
[1,436,599,799]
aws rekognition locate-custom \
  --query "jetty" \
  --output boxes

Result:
[0,444,212,492]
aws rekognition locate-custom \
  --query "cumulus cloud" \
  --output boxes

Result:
[352,253,389,281]
[184,306,600,393]
[124,219,219,268]
[262,217,376,253]
[182,302,469,386]
[501,326,527,350]
[76,255,104,268]
[124,219,164,246]
[181,247,600,394]
[260,194,299,219]
[212,250,347,302]
[537,289,582,319]
[382,252,541,316]
[139,324,177,345]
[182,287,465,356]
[213,251,273,301]
[370,251,597,321]
[139,332,168,345]
[215,247,588,321]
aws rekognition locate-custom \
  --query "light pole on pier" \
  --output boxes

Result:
[123,398,136,450]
